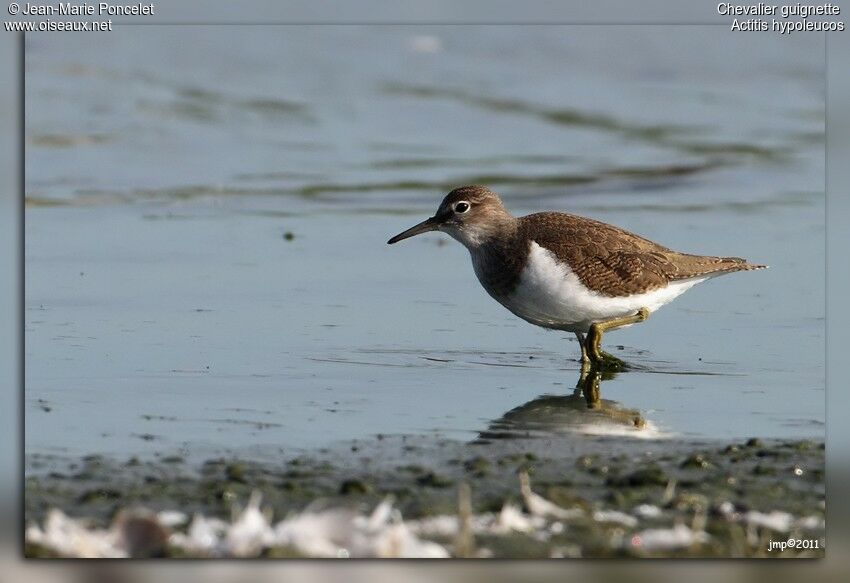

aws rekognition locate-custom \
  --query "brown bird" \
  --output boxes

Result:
[388,185,766,366]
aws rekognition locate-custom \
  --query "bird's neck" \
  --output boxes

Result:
[452,213,519,251]
[466,218,527,300]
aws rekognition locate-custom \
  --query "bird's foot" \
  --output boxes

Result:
[585,307,650,372]
[592,350,632,374]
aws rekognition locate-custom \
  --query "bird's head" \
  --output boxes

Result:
[387,185,515,249]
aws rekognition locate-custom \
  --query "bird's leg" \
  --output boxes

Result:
[575,331,589,364]
[586,307,650,366]
[574,331,590,371]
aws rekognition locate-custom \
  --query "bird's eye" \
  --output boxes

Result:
[454,201,470,213]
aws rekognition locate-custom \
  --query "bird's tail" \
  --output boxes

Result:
[667,254,768,280]
[720,257,769,271]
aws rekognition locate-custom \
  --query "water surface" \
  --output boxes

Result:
[25,26,824,462]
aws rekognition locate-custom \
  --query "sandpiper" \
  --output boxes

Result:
[388,185,766,367]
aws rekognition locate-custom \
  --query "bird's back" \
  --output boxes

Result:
[517,212,766,297]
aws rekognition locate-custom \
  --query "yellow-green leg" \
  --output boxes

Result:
[575,332,593,379]
[586,308,650,366]
[574,332,590,366]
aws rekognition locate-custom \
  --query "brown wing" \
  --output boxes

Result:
[518,213,765,297]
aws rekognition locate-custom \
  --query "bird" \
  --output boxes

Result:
[387,185,766,367]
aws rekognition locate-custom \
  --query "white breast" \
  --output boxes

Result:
[493,242,705,333]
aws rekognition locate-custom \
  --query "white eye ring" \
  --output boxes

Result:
[454,201,470,213]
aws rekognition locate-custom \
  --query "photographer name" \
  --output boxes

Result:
[19,2,154,16]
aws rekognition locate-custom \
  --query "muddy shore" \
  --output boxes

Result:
[25,434,824,558]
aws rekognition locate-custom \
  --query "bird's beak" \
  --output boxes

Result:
[387,216,440,244]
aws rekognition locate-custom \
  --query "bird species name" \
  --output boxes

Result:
[718,3,844,32]
[718,3,840,17]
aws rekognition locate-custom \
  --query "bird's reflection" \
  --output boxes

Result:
[478,364,649,440]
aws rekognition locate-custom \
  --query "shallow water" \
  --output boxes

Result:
[25,27,824,462]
